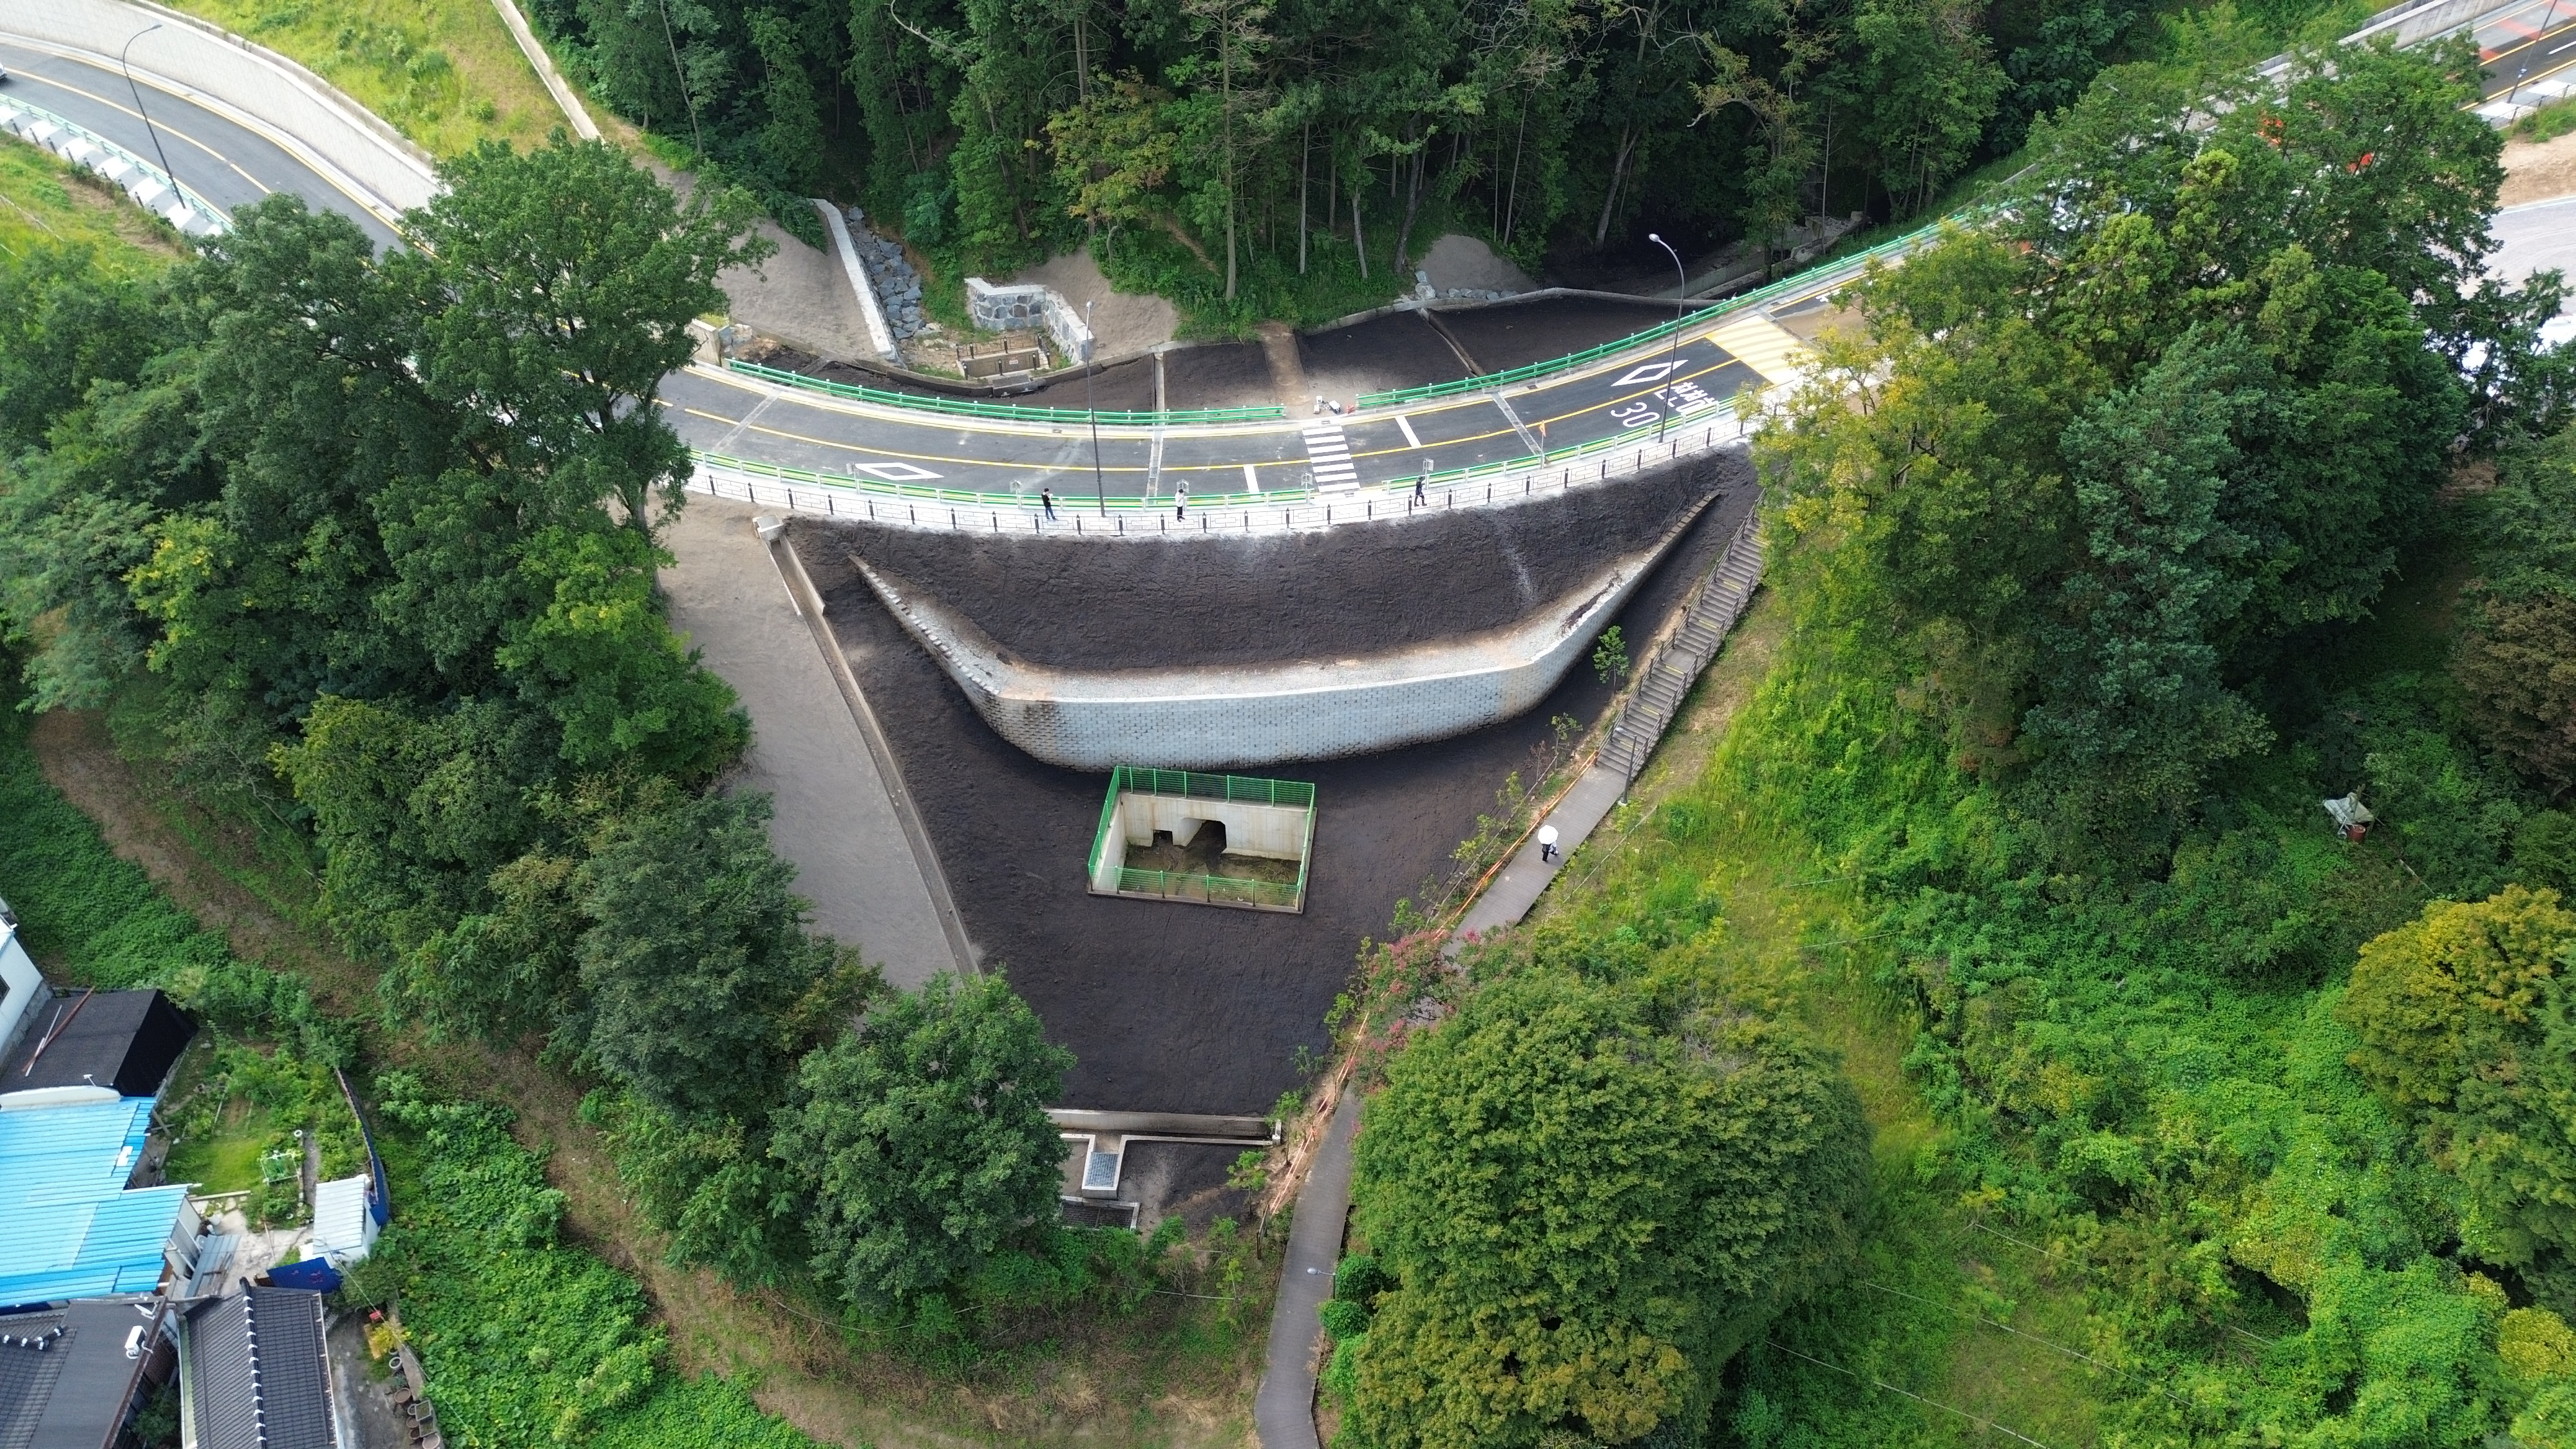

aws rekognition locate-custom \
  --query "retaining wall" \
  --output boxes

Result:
[840,492,1715,769]
[966,277,1095,363]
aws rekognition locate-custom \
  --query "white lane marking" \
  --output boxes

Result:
[851,461,943,480]
[1244,462,1261,492]
[1396,414,1423,448]
[1302,420,1359,488]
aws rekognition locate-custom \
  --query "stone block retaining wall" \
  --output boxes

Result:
[965,278,1095,365]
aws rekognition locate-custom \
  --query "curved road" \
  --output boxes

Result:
[0,40,400,249]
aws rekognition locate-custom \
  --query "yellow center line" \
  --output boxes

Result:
[687,346,1759,483]
[674,403,1154,473]
[14,68,269,196]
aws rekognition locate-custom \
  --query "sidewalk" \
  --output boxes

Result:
[658,497,963,985]
[1253,1092,1358,1449]
[1445,765,1629,951]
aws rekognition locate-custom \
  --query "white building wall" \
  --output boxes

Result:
[0,916,46,1067]
[1121,795,1310,859]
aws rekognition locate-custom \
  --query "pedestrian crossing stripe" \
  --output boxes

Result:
[1704,316,1810,385]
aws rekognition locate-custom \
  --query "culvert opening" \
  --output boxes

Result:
[1088,768,1314,913]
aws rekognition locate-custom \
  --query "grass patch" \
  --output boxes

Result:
[161,1091,275,1195]
[0,136,188,267]
[2513,94,2576,146]
[1517,584,2114,1445]
[158,0,571,156]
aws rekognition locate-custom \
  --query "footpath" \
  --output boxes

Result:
[1251,512,1771,1449]
[657,498,971,986]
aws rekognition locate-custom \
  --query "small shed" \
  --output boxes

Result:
[308,1175,380,1267]
[3,988,197,1101]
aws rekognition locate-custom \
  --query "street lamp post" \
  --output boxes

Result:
[1647,232,1684,443]
[1086,299,1106,516]
[120,24,184,203]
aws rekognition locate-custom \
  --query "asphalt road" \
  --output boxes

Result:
[2495,194,2576,323]
[2479,0,2576,99]
[0,40,399,248]
[666,341,1762,499]
[5,5,2566,502]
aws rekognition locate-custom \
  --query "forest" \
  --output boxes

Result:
[0,135,1153,1387]
[519,0,2351,318]
[1300,32,2576,1449]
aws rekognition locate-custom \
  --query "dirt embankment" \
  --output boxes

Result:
[802,475,1761,1124]
[2503,126,2576,209]
[795,453,1747,673]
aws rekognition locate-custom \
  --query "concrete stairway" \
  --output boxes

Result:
[1599,515,1764,782]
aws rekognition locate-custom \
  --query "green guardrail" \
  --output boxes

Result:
[726,359,1285,426]
[1112,767,1317,806]
[1113,867,1303,909]
[695,393,1741,518]
[1358,218,1955,408]
[1086,766,1315,912]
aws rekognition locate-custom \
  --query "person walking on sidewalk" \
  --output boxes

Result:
[1538,824,1560,863]
[1041,488,1056,520]
[1176,484,1188,520]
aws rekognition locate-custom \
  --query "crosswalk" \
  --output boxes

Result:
[1303,420,1359,491]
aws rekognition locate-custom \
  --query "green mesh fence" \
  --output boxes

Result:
[1356,216,1962,407]
[1087,766,1316,912]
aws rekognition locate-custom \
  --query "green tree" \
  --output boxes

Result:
[1853,0,2005,214]
[1345,969,1869,1448]
[777,972,1072,1311]
[2339,886,2576,1265]
[2022,330,2271,834]
[396,138,770,546]
[569,786,846,1119]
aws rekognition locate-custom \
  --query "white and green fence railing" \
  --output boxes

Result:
[687,391,1756,536]
[0,95,229,238]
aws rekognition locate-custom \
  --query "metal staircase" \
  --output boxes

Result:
[1598,514,1765,782]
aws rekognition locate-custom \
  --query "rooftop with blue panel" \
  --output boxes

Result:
[0,1096,189,1308]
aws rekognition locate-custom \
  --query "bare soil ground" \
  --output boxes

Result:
[1417,234,1536,294]
[1434,296,1683,374]
[1003,251,1182,358]
[1298,312,1470,399]
[801,482,1759,1117]
[1157,343,1280,413]
[795,454,1747,672]
[2503,125,2576,207]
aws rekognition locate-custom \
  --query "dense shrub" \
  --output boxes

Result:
[1343,968,1869,1447]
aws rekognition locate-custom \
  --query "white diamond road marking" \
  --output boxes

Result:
[1303,422,1359,486]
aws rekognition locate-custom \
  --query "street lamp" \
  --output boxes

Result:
[120,24,184,204]
[1086,299,1106,516]
[1647,232,1683,442]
